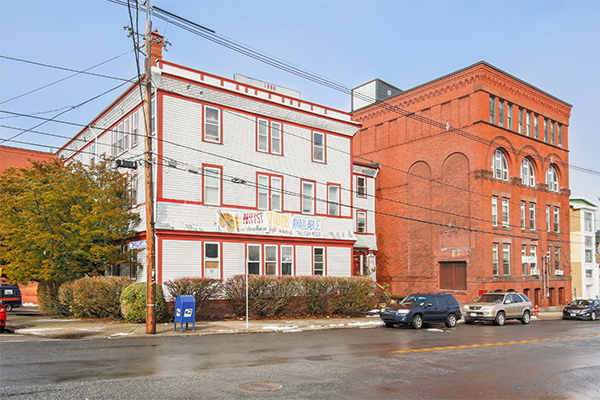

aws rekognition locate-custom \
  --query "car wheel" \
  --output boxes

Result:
[521,310,531,325]
[411,314,423,330]
[494,311,505,326]
[464,319,474,324]
[385,322,395,328]
[3,302,12,312]
[591,311,596,321]
[445,313,457,328]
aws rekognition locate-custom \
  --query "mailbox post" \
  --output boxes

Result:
[174,295,195,332]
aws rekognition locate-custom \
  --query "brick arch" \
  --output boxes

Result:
[487,136,517,167]
[518,145,542,176]
[543,153,565,189]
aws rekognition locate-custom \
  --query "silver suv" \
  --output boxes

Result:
[463,292,533,326]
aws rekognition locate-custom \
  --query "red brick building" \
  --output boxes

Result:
[352,62,571,306]
[0,145,57,304]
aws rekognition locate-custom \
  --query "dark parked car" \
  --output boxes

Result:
[0,284,22,312]
[380,293,462,330]
[562,299,600,321]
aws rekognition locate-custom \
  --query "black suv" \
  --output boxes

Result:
[1,284,22,312]
[380,293,462,330]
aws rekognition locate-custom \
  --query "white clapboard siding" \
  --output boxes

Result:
[161,240,202,285]
[295,245,312,276]
[223,242,245,278]
[327,247,352,277]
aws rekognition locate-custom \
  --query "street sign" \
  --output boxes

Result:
[128,240,147,250]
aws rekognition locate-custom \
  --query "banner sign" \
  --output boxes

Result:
[217,210,322,237]
[521,256,537,263]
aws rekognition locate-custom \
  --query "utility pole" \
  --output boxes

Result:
[144,0,156,334]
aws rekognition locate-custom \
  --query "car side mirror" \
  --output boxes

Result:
[505,300,512,304]
[425,303,433,308]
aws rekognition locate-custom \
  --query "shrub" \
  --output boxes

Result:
[329,277,377,314]
[37,280,65,315]
[66,276,133,319]
[57,280,77,316]
[163,277,222,312]
[248,275,299,316]
[120,282,167,323]
[221,275,246,317]
[299,276,334,315]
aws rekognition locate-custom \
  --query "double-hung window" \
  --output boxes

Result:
[257,174,282,212]
[492,196,498,226]
[521,201,526,229]
[518,107,523,133]
[492,150,508,180]
[357,211,366,233]
[123,118,129,151]
[507,103,513,129]
[543,118,548,142]
[90,142,96,165]
[204,106,221,143]
[530,246,537,274]
[489,95,496,123]
[328,184,340,216]
[502,198,510,228]
[498,100,505,127]
[521,158,535,187]
[204,167,221,205]
[534,114,539,139]
[313,247,324,275]
[312,132,325,163]
[130,172,138,206]
[526,111,531,136]
[356,176,366,197]
[553,207,560,232]
[546,205,551,232]
[271,122,282,154]
[551,121,556,145]
[257,120,269,152]
[117,122,124,154]
[584,212,593,232]
[529,202,536,230]
[546,165,558,192]
[302,181,315,214]
[257,120,282,155]
[265,245,277,275]
[132,111,138,147]
[522,245,528,276]
[281,246,293,276]
[503,244,511,276]
[558,124,563,147]
[204,242,220,279]
[493,243,499,276]
[248,244,261,275]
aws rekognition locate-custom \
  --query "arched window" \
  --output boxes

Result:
[492,149,508,181]
[520,158,536,187]
[546,165,559,192]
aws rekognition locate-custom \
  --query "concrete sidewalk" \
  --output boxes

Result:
[0,306,563,342]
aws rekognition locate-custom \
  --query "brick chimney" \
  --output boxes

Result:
[151,30,165,66]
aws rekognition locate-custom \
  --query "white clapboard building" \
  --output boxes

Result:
[58,36,377,284]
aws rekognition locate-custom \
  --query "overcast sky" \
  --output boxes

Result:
[1,0,598,205]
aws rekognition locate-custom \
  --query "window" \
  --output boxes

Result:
[489,95,496,123]
[584,212,593,232]
[534,114,539,139]
[132,111,138,147]
[357,211,366,233]
[257,175,281,211]
[204,106,221,142]
[543,118,548,142]
[520,158,535,187]
[123,118,129,151]
[248,244,261,275]
[271,122,282,154]
[529,202,536,230]
[356,176,366,197]
[503,244,511,276]
[440,262,466,290]
[553,207,560,232]
[151,98,156,136]
[204,242,220,278]
[281,246,293,276]
[558,124,563,147]
[204,167,221,205]
[518,107,524,133]
[265,245,277,275]
[546,205,551,232]
[130,172,138,205]
[585,249,593,263]
[546,165,558,192]
[554,248,560,271]
[530,246,537,273]
[313,247,324,275]
[493,243,499,276]
[498,99,505,127]
[551,121,556,145]
[526,111,531,136]
[90,143,96,165]
[502,198,510,228]
[492,149,508,180]
[271,177,281,212]
[328,184,340,216]
[117,122,124,154]
[258,119,268,152]
[522,245,527,276]
[492,196,498,226]
[521,201,526,229]
[257,175,269,210]
[312,132,325,162]
[111,129,117,157]
[507,103,513,130]
[302,181,314,214]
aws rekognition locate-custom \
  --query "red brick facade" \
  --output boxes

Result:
[352,62,572,306]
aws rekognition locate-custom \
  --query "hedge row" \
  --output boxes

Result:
[38,275,378,320]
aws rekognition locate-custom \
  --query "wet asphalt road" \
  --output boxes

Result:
[1,319,599,399]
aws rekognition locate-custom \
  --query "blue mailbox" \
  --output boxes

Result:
[174,295,195,332]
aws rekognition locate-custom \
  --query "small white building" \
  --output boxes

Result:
[570,198,599,299]
[58,39,376,284]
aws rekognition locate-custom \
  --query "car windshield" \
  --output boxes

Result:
[568,300,589,307]
[474,293,504,303]
[400,295,427,306]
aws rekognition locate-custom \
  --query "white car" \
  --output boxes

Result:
[463,292,533,326]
